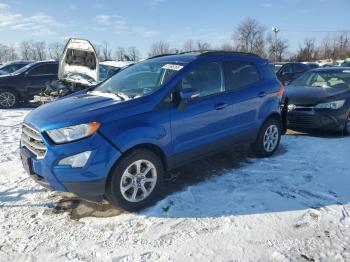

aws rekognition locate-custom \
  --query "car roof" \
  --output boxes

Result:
[0,60,35,66]
[309,67,350,73]
[29,60,58,66]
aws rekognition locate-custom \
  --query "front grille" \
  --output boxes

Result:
[21,124,47,159]
[288,113,318,128]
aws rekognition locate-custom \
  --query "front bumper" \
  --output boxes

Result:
[288,107,348,131]
[20,130,122,202]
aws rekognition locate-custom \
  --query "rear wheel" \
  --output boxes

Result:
[252,118,281,157]
[0,89,18,108]
[106,149,164,211]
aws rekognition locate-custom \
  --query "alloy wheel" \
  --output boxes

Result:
[120,159,157,203]
[263,124,279,152]
[0,91,16,108]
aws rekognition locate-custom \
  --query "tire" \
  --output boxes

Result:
[106,149,164,211]
[0,89,18,108]
[344,113,350,136]
[251,117,281,158]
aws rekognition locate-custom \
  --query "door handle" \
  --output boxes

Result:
[258,91,267,97]
[214,102,228,110]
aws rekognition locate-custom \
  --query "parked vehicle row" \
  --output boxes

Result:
[7,40,349,212]
[0,38,135,108]
[20,51,287,211]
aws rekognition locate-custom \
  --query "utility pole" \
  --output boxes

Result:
[272,27,279,63]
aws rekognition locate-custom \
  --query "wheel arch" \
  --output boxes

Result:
[105,143,169,188]
[0,86,21,100]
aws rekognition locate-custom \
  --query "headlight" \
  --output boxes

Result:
[46,122,100,144]
[315,100,345,110]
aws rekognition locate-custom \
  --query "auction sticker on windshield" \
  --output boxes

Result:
[162,64,184,71]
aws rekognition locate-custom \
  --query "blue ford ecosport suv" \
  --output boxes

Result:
[20,51,285,211]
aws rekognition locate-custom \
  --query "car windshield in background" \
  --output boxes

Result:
[290,70,350,89]
[99,64,121,82]
[94,60,187,98]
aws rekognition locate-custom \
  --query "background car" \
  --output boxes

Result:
[99,61,135,82]
[0,61,35,75]
[341,61,350,67]
[277,62,319,85]
[0,61,58,108]
[285,67,350,134]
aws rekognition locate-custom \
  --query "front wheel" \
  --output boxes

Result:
[0,89,18,108]
[106,149,164,211]
[251,118,281,157]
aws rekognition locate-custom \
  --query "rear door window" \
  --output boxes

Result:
[181,62,224,98]
[224,61,261,90]
[28,65,47,76]
[281,64,293,74]
[46,64,58,75]
[293,64,306,73]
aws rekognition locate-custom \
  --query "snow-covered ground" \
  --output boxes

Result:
[1,109,350,261]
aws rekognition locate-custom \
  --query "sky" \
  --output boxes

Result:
[0,0,349,57]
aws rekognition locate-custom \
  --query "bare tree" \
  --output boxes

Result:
[195,40,211,51]
[0,44,18,63]
[48,41,64,60]
[127,46,140,61]
[33,41,47,60]
[219,43,235,51]
[182,39,195,52]
[233,18,266,56]
[19,41,33,60]
[148,41,172,57]
[296,38,318,61]
[266,33,289,61]
[115,46,126,61]
[101,42,112,61]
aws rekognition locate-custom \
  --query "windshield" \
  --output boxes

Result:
[290,70,350,89]
[94,60,187,98]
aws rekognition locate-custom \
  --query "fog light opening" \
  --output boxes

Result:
[58,151,92,168]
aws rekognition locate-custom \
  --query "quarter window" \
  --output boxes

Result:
[181,62,224,97]
[225,61,261,90]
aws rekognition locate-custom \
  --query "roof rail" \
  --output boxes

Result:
[146,50,261,60]
[197,50,260,57]
[146,53,178,60]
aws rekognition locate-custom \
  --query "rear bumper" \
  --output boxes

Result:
[288,108,348,131]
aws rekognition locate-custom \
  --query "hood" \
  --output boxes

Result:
[24,91,148,132]
[285,85,349,106]
[59,38,99,85]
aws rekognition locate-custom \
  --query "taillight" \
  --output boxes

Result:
[278,85,284,97]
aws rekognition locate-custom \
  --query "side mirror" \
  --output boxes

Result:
[178,88,200,111]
